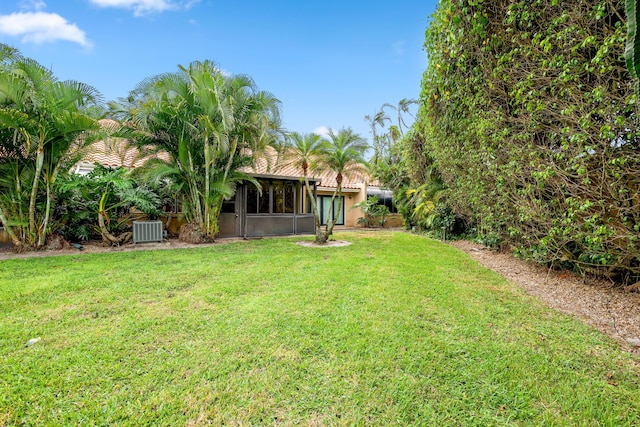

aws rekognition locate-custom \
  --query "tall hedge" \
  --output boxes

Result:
[419,0,640,282]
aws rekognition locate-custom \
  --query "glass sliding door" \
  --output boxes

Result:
[317,195,344,226]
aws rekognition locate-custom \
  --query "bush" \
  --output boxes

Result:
[418,0,640,283]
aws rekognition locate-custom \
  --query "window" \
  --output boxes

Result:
[220,193,236,214]
[258,180,270,213]
[247,184,258,213]
[247,180,270,214]
[273,181,284,213]
[367,188,397,213]
[317,195,345,225]
[164,196,182,214]
[284,183,295,213]
[247,179,296,214]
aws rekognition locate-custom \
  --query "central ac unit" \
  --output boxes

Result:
[132,220,163,244]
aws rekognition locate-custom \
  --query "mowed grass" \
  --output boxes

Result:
[0,232,638,426]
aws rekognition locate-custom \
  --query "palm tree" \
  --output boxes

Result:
[279,131,329,241]
[318,127,368,243]
[364,109,391,164]
[364,109,391,137]
[0,46,103,250]
[383,98,418,137]
[119,60,283,241]
[0,162,32,247]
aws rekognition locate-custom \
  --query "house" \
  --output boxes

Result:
[75,141,402,238]
[236,148,370,237]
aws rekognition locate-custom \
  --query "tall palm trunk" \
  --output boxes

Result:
[203,135,212,236]
[303,175,324,243]
[38,178,52,248]
[28,141,44,244]
[323,173,343,240]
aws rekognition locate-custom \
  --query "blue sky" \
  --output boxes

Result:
[0,0,437,143]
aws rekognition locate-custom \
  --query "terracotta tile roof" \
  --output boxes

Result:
[81,139,370,190]
[243,146,370,190]
[76,119,170,169]
[313,167,369,190]
[80,139,168,169]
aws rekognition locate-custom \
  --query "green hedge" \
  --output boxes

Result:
[418,0,640,282]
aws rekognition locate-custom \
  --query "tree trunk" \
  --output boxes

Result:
[304,177,324,244]
[315,227,328,244]
[323,185,343,240]
[98,212,125,246]
[0,206,24,251]
[203,135,211,237]
[28,144,45,244]
[37,178,52,248]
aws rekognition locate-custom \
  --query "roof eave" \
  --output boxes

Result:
[248,173,320,182]
[317,186,361,193]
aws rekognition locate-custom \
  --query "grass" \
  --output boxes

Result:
[0,231,639,426]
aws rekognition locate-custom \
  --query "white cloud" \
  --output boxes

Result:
[0,11,91,47]
[19,0,46,11]
[313,126,332,138]
[88,0,199,16]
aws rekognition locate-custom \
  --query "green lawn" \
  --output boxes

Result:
[1,231,638,426]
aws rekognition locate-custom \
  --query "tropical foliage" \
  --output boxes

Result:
[280,128,368,244]
[350,196,389,227]
[319,128,368,243]
[280,131,327,238]
[57,165,161,245]
[365,98,458,235]
[364,109,391,164]
[111,60,283,242]
[0,43,103,251]
[417,0,640,282]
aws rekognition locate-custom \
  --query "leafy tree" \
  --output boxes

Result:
[114,60,283,242]
[279,128,368,243]
[383,98,418,137]
[364,109,390,164]
[279,132,328,237]
[0,43,103,251]
[319,128,368,243]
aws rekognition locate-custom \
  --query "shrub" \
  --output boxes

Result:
[418,0,640,283]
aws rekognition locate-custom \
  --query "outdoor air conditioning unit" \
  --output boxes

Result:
[132,220,163,244]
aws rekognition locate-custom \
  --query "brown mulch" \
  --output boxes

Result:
[0,237,243,261]
[450,240,640,354]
